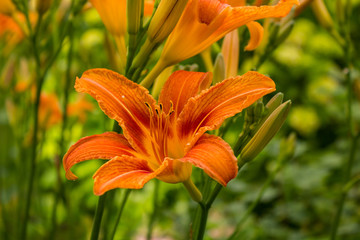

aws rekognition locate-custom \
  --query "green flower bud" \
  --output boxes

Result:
[279,132,297,161]
[240,100,291,163]
[265,92,284,116]
[275,20,294,46]
[148,0,188,43]
[213,53,225,84]
[127,0,142,35]
[311,0,334,30]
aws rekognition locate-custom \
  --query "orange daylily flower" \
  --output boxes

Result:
[0,13,25,45]
[1,12,37,54]
[63,69,275,195]
[142,0,298,86]
[39,93,62,129]
[162,0,298,63]
[67,94,94,123]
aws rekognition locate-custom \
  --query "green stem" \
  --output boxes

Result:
[20,73,45,240]
[125,33,138,76]
[90,194,108,240]
[90,120,125,240]
[20,5,76,238]
[330,11,357,237]
[49,24,74,239]
[20,10,44,237]
[330,135,358,240]
[140,58,168,88]
[343,174,360,193]
[193,160,246,240]
[147,180,160,240]
[183,178,203,203]
[110,189,131,240]
[127,39,156,80]
[229,164,281,240]
[195,203,209,240]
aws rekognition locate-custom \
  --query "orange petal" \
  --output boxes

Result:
[227,0,246,7]
[158,70,212,116]
[179,134,238,186]
[161,0,298,65]
[63,132,137,180]
[244,21,264,51]
[178,71,275,147]
[144,0,155,16]
[90,0,126,36]
[93,156,168,195]
[218,0,299,34]
[0,13,25,44]
[221,29,239,78]
[75,68,156,155]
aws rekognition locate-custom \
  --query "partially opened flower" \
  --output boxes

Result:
[63,69,275,196]
[141,0,298,87]
[90,0,127,70]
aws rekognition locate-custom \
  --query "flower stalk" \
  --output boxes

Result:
[183,178,203,203]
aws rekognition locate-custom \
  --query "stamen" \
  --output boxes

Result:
[144,102,175,165]
[145,102,162,165]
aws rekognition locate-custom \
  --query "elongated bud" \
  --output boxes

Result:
[354,79,360,102]
[279,132,296,160]
[200,47,214,72]
[36,0,53,15]
[147,0,188,43]
[265,92,284,114]
[152,66,174,98]
[127,0,142,35]
[295,0,314,17]
[0,0,16,15]
[268,23,281,47]
[222,30,239,78]
[131,0,188,79]
[275,20,294,46]
[311,0,333,30]
[240,100,291,163]
[212,53,225,84]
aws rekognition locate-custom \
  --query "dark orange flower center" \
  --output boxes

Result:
[198,0,229,25]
